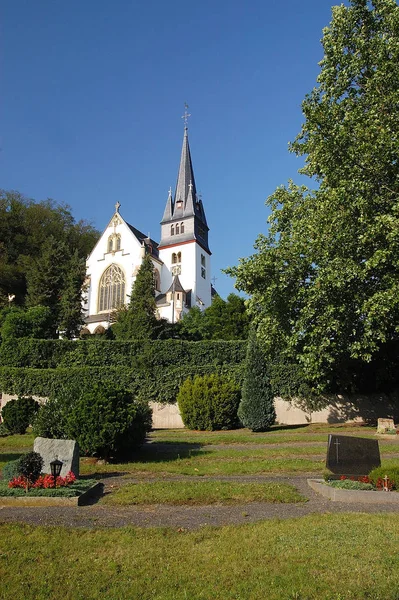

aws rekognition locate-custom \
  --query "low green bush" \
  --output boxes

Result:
[177,374,241,431]
[369,466,399,490]
[0,421,10,437]
[327,480,374,491]
[2,458,22,481]
[1,396,40,434]
[67,385,152,460]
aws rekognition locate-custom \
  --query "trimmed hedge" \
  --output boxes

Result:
[0,355,245,404]
[0,339,246,369]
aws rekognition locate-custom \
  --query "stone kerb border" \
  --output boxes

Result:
[0,482,103,507]
[308,478,399,504]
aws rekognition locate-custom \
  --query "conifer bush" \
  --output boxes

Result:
[177,374,241,431]
[66,384,152,460]
[1,396,40,434]
[238,330,276,432]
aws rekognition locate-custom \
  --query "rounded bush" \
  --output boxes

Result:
[177,374,241,431]
[2,458,22,481]
[32,397,70,439]
[18,451,44,484]
[66,384,152,460]
[369,466,399,490]
[1,397,40,434]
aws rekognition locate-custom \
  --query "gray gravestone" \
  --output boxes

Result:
[33,437,79,478]
[326,434,381,476]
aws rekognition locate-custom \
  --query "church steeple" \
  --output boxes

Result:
[160,123,210,253]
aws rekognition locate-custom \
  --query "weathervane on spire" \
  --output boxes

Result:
[181,103,191,128]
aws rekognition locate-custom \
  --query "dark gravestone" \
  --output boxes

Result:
[326,434,381,476]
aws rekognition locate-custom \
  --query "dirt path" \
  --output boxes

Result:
[1,474,399,530]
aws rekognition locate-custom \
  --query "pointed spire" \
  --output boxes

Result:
[173,127,197,215]
[161,187,173,223]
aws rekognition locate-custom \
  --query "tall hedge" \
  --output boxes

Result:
[0,340,246,403]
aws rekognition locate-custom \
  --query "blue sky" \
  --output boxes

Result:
[1,0,344,298]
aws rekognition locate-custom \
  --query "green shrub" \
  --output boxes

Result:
[32,396,70,439]
[369,466,399,490]
[1,396,40,434]
[177,374,241,431]
[2,458,22,481]
[66,384,152,460]
[327,480,374,491]
[18,451,44,484]
[238,330,276,432]
[0,421,10,437]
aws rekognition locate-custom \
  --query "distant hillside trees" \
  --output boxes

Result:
[0,190,99,338]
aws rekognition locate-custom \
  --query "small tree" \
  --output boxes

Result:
[1,397,40,434]
[238,330,275,432]
[58,250,86,338]
[113,253,158,340]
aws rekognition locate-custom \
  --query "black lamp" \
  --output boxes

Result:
[50,456,63,486]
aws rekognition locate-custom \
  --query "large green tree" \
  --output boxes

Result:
[113,253,159,340]
[227,0,399,399]
[0,190,98,307]
[178,294,249,340]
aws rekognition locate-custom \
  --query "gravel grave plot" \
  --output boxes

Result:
[2,474,399,530]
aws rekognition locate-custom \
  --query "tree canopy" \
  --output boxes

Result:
[177,293,249,340]
[227,0,399,400]
[0,190,99,338]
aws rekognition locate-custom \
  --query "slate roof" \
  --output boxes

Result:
[126,223,160,259]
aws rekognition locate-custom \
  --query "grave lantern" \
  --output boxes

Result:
[50,456,63,486]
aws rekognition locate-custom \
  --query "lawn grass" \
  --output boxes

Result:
[1,514,399,599]
[102,480,305,505]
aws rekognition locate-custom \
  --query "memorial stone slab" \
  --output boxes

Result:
[326,434,381,476]
[33,437,79,478]
[377,418,396,434]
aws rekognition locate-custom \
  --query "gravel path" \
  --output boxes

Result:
[2,474,399,530]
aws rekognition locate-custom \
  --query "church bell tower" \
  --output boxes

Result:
[158,112,211,321]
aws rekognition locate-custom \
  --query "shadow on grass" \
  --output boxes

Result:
[0,452,25,463]
[135,442,209,463]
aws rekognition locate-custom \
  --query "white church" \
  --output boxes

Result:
[82,123,212,334]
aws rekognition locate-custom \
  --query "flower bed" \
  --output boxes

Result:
[0,477,97,498]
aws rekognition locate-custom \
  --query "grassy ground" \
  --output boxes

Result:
[102,480,306,505]
[1,424,398,480]
[1,514,399,600]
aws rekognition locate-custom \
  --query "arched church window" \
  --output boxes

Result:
[181,222,184,233]
[98,264,125,312]
[177,251,181,263]
[172,253,177,264]
[115,235,121,251]
[176,223,180,234]
[171,225,174,236]
[107,236,113,253]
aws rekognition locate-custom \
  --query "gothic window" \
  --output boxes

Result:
[171,225,174,235]
[177,251,181,263]
[176,223,180,234]
[98,264,125,312]
[181,222,184,233]
[154,269,161,291]
[107,234,121,253]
